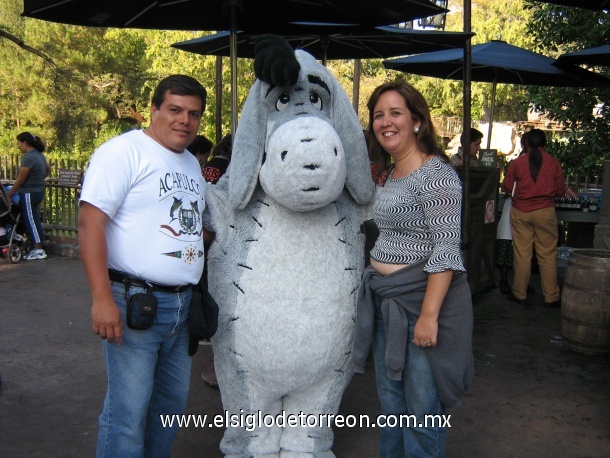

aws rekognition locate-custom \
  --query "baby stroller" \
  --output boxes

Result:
[0,185,31,263]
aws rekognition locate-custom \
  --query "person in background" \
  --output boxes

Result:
[450,128,483,168]
[352,81,473,457]
[187,134,214,172]
[202,134,232,184]
[6,132,51,260]
[503,128,565,308]
[78,75,209,457]
[496,132,529,294]
[199,133,233,389]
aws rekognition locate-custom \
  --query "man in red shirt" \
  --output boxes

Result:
[503,129,565,307]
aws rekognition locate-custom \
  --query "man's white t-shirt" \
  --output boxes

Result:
[80,129,206,285]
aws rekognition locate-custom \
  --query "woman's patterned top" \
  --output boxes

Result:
[370,155,466,273]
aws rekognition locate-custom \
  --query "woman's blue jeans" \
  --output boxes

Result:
[96,282,192,458]
[372,291,447,457]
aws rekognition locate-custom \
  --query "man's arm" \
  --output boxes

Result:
[78,202,123,344]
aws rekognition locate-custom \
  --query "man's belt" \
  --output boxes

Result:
[108,269,192,293]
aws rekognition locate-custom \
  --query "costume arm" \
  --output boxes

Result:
[78,201,123,344]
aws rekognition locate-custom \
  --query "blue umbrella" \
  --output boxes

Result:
[555,44,610,67]
[384,40,610,148]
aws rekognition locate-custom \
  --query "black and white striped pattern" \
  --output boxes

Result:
[370,156,466,273]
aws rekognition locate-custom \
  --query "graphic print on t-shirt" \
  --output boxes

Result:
[158,170,205,265]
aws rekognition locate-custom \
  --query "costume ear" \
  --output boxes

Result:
[228,81,266,210]
[330,78,375,205]
[254,34,300,87]
[228,37,300,210]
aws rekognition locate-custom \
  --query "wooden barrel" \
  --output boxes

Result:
[561,249,610,355]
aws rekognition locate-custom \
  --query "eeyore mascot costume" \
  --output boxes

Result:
[204,35,374,457]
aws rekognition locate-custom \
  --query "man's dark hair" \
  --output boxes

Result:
[151,74,207,112]
[188,135,214,157]
[460,128,483,146]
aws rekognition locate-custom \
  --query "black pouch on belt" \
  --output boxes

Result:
[126,292,158,330]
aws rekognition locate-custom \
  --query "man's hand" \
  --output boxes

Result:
[91,298,123,344]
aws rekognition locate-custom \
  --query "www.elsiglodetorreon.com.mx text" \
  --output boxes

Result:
[160,410,452,431]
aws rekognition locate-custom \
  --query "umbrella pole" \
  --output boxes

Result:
[486,80,497,150]
[230,1,238,142]
[353,59,361,116]
[215,55,223,143]
[462,0,472,264]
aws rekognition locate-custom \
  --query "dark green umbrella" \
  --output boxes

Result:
[172,27,473,63]
[532,0,609,10]
[555,44,610,66]
[22,0,447,32]
[23,0,447,137]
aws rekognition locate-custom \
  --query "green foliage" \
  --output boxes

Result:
[525,2,610,177]
[0,0,605,182]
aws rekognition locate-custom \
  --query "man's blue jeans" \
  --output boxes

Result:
[96,282,192,458]
[372,291,447,458]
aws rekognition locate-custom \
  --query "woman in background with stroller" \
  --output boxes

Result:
[6,132,51,260]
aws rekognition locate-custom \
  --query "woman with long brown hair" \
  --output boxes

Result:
[353,81,474,457]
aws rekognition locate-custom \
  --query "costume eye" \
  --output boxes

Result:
[310,92,322,110]
[276,93,290,111]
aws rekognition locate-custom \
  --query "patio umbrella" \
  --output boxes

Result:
[171,27,473,63]
[555,44,610,66]
[23,0,447,137]
[21,0,447,32]
[172,26,472,124]
[532,0,609,10]
[384,40,610,149]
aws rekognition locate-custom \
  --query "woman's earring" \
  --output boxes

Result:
[414,126,420,134]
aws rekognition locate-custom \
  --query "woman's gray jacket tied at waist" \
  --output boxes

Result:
[352,258,474,409]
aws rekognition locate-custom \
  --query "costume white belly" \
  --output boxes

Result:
[208,188,363,457]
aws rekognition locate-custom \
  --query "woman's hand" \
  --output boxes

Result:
[413,270,453,348]
[413,315,438,348]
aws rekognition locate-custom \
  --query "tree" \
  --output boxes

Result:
[525,3,610,178]
[422,0,535,122]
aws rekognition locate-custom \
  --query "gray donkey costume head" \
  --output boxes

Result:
[228,34,373,213]
[204,35,374,456]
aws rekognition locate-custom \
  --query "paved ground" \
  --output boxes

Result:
[1,255,609,457]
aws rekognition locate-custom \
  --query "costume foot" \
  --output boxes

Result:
[544,300,561,308]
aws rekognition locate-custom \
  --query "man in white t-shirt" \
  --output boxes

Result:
[78,75,209,457]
